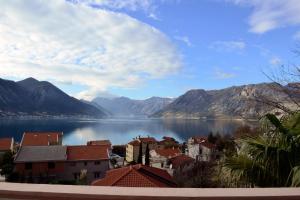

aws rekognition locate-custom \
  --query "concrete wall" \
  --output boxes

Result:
[0,183,300,200]
[62,160,109,184]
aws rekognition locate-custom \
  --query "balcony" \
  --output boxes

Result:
[0,183,299,200]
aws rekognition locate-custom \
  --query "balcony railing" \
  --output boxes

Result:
[0,183,299,200]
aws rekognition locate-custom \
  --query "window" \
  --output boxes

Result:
[84,161,88,166]
[199,148,202,154]
[48,162,55,169]
[94,161,100,165]
[70,162,76,167]
[94,172,101,178]
[25,163,32,170]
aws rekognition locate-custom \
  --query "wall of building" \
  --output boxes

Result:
[62,160,109,184]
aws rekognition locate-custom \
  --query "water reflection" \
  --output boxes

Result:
[0,118,257,145]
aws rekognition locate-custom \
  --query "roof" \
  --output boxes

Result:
[128,140,140,146]
[191,136,207,144]
[67,145,109,161]
[21,132,63,146]
[0,138,13,151]
[200,142,216,149]
[169,155,195,169]
[14,146,67,163]
[138,137,157,143]
[155,148,181,158]
[92,164,176,187]
[87,140,111,147]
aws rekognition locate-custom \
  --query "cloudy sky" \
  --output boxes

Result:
[0,0,299,100]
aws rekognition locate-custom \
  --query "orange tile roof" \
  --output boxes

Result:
[21,132,62,146]
[0,138,13,151]
[192,136,207,144]
[87,140,111,147]
[169,155,195,169]
[155,148,181,158]
[200,142,216,149]
[138,137,157,143]
[128,140,140,146]
[67,145,109,161]
[92,164,176,187]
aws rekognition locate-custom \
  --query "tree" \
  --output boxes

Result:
[145,143,150,166]
[221,112,300,187]
[137,142,143,164]
[0,151,14,181]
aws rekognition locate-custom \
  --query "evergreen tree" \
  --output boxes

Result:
[145,143,150,166]
[137,142,143,164]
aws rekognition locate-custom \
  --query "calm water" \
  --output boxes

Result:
[0,118,257,145]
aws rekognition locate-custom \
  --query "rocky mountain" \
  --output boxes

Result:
[0,77,106,118]
[152,83,298,119]
[92,96,174,117]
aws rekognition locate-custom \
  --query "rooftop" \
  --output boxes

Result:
[21,132,63,146]
[67,145,109,161]
[14,146,67,163]
[92,164,176,187]
[169,155,195,169]
[0,137,13,151]
[87,140,111,147]
[154,148,181,158]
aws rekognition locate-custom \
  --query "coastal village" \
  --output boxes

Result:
[0,132,223,187]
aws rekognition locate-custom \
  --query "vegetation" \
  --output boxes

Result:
[0,151,15,181]
[137,143,143,164]
[145,143,150,166]
[221,112,300,187]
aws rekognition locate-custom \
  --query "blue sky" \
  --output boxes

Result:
[0,0,299,100]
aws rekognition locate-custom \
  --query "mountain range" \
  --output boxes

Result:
[92,96,174,118]
[0,77,297,119]
[0,78,106,118]
[152,83,298,119]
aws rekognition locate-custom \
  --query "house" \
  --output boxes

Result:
[14,145,67,182]
[87,140,112,154]
[149,148,181,169]
[91,164,176,187]
[63,145,110,184]
[187,136,218,162]
[20,132,63,146]
[157,137,180,150]
[0,138,14,162]
[168,155,195,177]
[126,137,157,163]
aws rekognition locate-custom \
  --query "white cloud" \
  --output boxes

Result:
[209,40,246,52]
[0,0,181,100]
[214,68,236,79]
[293,31,300,40]
[174,36,192,47]
[269,57,282,66]
[227,0,300,34]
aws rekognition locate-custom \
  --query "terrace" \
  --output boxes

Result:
[0,183,299,200]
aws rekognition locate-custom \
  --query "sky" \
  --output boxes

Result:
[0,0,300,100]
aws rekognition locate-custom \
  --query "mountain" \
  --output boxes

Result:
[152,83,298,119]
[0,77,106,118]
[92,96,174,117]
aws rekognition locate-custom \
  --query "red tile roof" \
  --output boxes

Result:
[87,140,111,148]
[92,164,176,187]
[200,142,216,149]
[0,138,13,151]
[21,132,62,146]
[128,140,140,146]
[192,136,207,144]
[67,145,109,161]
[169,155,195,169]
[155,148,181,158]
[138,137,157,143]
